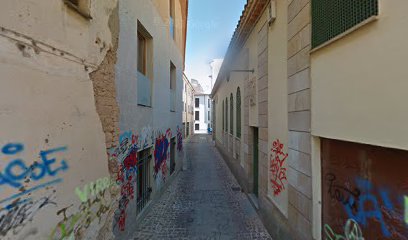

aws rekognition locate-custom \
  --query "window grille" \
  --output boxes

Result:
[136,149,152,215]
[312,0,378,48]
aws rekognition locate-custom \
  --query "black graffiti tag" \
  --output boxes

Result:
[0,196,56,236]
[326,173,361,212]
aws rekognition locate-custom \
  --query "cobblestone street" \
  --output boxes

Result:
[132,134,272,240]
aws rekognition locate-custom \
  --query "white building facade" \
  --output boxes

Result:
[194,94,212,134]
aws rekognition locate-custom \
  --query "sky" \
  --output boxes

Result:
[185,0,247,93]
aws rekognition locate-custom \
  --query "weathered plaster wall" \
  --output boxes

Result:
[0,1,119,239]
[1,0,187,239]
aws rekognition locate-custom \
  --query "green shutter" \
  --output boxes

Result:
[312,0,378,48]
[226,98,228,132]
[230,93,233,135]
[222,100,224,131]
[236,88,241,139]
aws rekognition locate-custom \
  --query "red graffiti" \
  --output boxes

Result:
[123,148,137,170]
[270,139,288,196]
[118,210,126,232]
[116,166,124,183]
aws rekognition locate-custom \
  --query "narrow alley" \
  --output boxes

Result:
[1,0,408,239]
[132,135,271,240]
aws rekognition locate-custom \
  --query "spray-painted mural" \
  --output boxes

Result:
[324,218,364,240]
[322,139,408,239]
[107,126,181,232]
[50,177,115,240]
[153,129,172,183]
[0,142,69,237]
[0,143,68,202]
[269,139,288,197]
[0,125,182,238]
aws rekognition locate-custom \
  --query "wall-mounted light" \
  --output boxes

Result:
[269,0,277,25]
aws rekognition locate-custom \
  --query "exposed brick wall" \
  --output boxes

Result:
[90,3,120,152]
[287,0,313,239]
[89,3,120,239]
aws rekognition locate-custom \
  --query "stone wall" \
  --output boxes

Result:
[287,0,313,239]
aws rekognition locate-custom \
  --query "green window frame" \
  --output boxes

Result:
[222,100,225,132]
[312,0,379,49]
[230,93,233,135]
[236,88,241,138]
[225,97,228,132]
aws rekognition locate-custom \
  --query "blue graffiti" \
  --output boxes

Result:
[344,178,392,238]
[0,144,68,189]
[2,143,24,155]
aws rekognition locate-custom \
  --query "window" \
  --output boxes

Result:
[225,98,228,132]
[169,0,175,40]
[195,124,199,130]
[208,99,211,108]
[64,0,91,19]
[236,87,241,138]
[138,33,147,75]
[170,62,176,112]
[230,93,233,135]
[195,111,200,121]
[208,111,210,121]
[312,0,379,49]
[137,21,153,107]
[136,148,152,214]
[195,98,199,108]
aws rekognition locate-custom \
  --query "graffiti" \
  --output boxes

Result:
[153,129,172,182]
[405,196,408,225]
[114,145,138,232]
[108,127,173,231]
[0,195,56,236]
[75,177,114,203]
[325,173,361,211]
[177,126,183,152]
[269,139,288,196]
[343,178,393,238]
[50,189,112,240]
[0,143,68,204]
[324,219,364,240]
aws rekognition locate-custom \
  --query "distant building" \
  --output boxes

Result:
[191,79,211,134]
[183,74,195,138]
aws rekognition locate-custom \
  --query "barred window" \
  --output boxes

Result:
[312,0,378,49]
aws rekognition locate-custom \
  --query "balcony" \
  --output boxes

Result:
[137,71,152,107]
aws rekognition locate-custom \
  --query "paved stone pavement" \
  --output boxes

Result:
[132,134,272,240]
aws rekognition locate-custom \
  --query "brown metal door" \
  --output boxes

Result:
[321,138,408,240]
